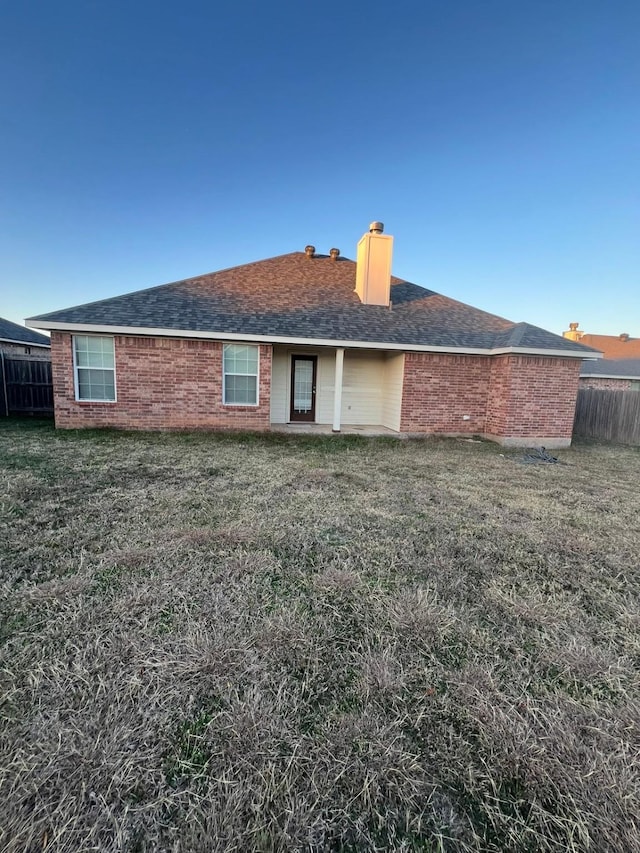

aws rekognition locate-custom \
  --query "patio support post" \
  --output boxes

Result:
[332,347,344,432]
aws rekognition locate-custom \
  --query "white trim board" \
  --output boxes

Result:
[581,373,640,380]
[26,320,600,360]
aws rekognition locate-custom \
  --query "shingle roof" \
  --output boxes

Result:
[0,316,50,347]
[574,334,640,359]
[27,252,599,354]
[580,358,640,378]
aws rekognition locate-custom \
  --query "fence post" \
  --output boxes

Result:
[0,351,8,417]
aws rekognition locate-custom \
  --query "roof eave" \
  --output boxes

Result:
[490,346,602,359]
[28,320,599,359]
[581,373,639,380]
[0,336,51,348]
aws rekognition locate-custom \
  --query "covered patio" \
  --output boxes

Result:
[270,345,404,433]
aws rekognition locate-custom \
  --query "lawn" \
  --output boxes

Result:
[1,420,639,852]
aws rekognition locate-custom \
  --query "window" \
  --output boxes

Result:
[73,335,116,401]
[223,344,258,405]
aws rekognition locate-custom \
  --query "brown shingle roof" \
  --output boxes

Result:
[574,334,640,359]
[28,252,598,354]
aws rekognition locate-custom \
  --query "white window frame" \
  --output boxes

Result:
[222,343,260,407]
[73,335,117,403]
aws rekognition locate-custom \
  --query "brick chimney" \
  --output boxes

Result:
[355,222,393,307]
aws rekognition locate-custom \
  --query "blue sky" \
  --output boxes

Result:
[1,1,638,338]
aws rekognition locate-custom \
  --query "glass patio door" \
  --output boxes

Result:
[290,356,317,422]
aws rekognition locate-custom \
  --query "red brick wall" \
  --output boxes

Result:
[49,331,583,443]
[50,332,272,431]
[485,355,582,442]
[400,353,490,433]
[579,376,634,390]
[400,352,582,444]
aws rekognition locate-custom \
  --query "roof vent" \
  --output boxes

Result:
[304,245,315,258]
[620,332,630,341]
[329,247,340,260]
[369,221,384,234]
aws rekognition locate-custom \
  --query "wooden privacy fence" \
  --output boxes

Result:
[573,388,640,446]
[0,353,54,417]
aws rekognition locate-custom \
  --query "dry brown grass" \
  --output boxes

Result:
[1,420,639,852]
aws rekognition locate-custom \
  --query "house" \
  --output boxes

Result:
[563,323,640,359]
[26,223,600,447]
[579,358,640,390]
[0,317,51,358]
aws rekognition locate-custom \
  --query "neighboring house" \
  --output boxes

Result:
[579,358,640,390]
[27,223,600,447]
[0,317,53,417]
[0,317,51,357]
[563,323,640,359]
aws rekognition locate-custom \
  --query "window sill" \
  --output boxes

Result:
[222,403,259,409]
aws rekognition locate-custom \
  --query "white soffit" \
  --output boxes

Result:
[26,321,599,360]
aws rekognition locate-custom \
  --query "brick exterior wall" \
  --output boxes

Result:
[49,332,583,445]
[0,342,51,358]
[50,332,272,431]
[579,376,634,390]
[399,353,490,433]
[484,355,582,444]
[400,352,582,446]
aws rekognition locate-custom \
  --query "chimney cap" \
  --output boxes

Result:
[369,221,384,234]
[329,247,340,260]
[569,322,579,330]
[304,245,315,258]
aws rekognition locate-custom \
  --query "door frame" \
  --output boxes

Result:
[289,354,317,422]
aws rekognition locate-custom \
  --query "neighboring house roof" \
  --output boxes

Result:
[575,334,640,359]
[580,358,640,379]
[27,252,600,357]
[0,316,50,347]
